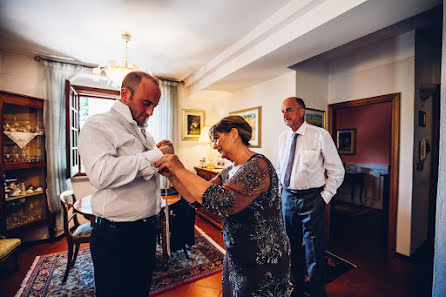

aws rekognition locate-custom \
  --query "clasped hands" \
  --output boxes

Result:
[155,140,183,180]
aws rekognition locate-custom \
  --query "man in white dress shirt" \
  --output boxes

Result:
[79,71,173,297]
[277,97,344,297]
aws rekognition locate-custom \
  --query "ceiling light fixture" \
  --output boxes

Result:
[94,32,139,88]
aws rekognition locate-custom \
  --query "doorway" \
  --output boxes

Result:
[327,93,400,259]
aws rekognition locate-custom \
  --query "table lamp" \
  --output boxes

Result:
[198,126,215,169]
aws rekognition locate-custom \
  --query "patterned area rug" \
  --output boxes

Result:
[15,227,355,297]
[15,227,224,297]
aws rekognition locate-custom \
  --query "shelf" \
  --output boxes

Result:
[6,217,48,232]
[4,162,46,170]
[5,191,44,202]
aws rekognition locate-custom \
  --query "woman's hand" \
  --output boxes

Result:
[155,154,185,179]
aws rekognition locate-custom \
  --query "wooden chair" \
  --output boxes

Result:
[0,234,21,271]
[59,190,92,283]
[157,197,195,267]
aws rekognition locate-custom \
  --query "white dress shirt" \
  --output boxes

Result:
[79,100,164,221]
[277,121,345,204]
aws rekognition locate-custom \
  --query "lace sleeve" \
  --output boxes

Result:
[201,156,270,215]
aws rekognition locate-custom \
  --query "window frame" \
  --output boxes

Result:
[65,81,120,178]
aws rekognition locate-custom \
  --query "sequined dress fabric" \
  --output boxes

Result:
[202,154,291,297]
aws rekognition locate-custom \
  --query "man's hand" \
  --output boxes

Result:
[157,140,174,154]
[159,145,174,155]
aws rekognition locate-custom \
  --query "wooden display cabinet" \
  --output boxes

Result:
[194,166,225,230]
[0,90,52,238]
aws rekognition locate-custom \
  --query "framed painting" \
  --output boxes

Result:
[229,106,262,148]
[305,108,326,129]
[182,109,205,140]
[336,128,356,155]
[418,110,426,127]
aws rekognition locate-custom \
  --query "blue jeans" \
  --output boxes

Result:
[282,188,327,297]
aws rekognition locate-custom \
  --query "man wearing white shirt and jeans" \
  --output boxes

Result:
[277,97,344,297]
[79,71,173,297]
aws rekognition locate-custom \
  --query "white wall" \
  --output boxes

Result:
[0,51,46,98]
[292,59,329,110]
[327,31,415,256]
[218,71,296,164]
[177,71,296,170]
[176,86,231,171]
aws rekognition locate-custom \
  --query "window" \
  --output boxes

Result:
[66,81,120,177]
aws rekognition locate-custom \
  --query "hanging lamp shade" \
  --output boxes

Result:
[98,32,139,88]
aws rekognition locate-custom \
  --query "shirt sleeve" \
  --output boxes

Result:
[320,131,345,203]
[79,120,160,190]
[201,157,270,215]
[140,148,164,179]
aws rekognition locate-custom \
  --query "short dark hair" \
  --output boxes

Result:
[295,97,306,109]
[209,115,252,146]
[121,71,159,99]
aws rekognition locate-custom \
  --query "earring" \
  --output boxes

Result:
[233,139,236,143]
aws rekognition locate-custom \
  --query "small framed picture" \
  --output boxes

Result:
[419,138,427,161]
[336,128,356,155]
[216,158,226,168]
[305,108,326,129]
[182,109,205,140]
[418,110,426,127]
[229,106,262,148]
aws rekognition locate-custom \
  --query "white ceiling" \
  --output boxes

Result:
[0,0,288,81]
[0,0,442,93]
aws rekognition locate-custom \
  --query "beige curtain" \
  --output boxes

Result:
[147,80,179,189]
[43,60,84,234]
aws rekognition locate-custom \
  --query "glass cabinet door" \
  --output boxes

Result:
[2,103,45,165]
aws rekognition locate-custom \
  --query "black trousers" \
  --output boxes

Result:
[90,216,157,297]
[282,188,327,297]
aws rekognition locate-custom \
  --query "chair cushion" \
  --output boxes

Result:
[0,238,21,260]
[73,223,92,239]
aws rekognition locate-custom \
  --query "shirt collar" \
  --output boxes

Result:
[296,121,308,135]
[288,121,308,137]
[112,100,148,129]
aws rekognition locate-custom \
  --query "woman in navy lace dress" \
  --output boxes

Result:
[156,116,290,297]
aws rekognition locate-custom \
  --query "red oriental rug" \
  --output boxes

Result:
[15,226,355,296]
[15,226,224,297]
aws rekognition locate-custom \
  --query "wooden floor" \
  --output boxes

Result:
[327,204,433,297]
[0,214,433,297]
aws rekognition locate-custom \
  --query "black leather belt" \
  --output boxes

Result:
[94,215,157,226]
[286,186,323,194]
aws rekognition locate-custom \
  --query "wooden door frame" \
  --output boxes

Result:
[327,93,400,258]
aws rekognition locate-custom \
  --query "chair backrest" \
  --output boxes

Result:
[169,199,196,252]
[59,190,80,239]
